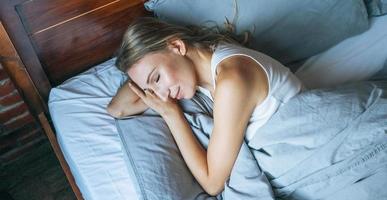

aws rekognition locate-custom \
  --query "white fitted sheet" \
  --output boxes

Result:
[295,15,387,89]
[48,58,138,200]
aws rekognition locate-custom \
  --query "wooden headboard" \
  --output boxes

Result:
[0,1,151,199]
[1,0,151,112]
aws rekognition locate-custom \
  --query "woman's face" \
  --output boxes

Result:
[128,49,197,101]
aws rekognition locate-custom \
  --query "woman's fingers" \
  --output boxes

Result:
[144,89,157,98]
[127,82,179,116]
[128,81,158,101]
[143,89,151,97]
[128,82,145,99]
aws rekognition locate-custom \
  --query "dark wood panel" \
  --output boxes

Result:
[0,21,46,116]
[16,0,117,34]
[28,0,149,85]
[0,0,52,102]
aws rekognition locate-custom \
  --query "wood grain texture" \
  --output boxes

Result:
[16,0,118,34]
[0,1,52,102]
[15,0,151,85]
[0,22,47,116]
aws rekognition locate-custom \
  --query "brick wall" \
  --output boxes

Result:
[0,63,46,165]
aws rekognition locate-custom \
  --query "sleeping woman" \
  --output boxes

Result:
[107,17,303,196]
[107,17,387,199]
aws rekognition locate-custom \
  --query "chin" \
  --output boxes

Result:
[189,87,198,99]
[185,94,194,99]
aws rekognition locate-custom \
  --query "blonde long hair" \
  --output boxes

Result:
[115,17,242,73]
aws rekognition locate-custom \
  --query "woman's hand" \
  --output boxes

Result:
[107,80,149,118]
[128,81,182,117]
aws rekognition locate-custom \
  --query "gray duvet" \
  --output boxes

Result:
[247,81,387,200]
[117,81,387,200]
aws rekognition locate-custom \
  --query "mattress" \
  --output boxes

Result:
[48,15,387,200]
[48,59,138,200]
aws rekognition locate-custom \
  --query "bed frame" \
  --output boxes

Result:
[0,0,151,199]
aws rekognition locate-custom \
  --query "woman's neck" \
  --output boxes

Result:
[186,47,214,93]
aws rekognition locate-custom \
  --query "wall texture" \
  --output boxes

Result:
[0,63,45,165]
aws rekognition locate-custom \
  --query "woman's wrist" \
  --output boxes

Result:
[161,107,184,123]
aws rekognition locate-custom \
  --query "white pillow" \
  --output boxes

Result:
[48,58,139,200]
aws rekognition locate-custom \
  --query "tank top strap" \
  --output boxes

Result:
[210,43,245,80]
[210,43,273,94]
[209,44,239,90]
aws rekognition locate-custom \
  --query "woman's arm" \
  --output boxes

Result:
[127,56,268,195]
[107,80,148,118]
[164,56,269,195]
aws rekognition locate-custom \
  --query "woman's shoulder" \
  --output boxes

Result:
[213,55,269,108]
[216,53,261,76]
[211,43,269,95]
[212,42,258,71]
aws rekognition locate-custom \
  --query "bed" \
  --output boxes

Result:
[1,0,386,199]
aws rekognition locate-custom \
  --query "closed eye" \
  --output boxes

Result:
[155,74,160,83]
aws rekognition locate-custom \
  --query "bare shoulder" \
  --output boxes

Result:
[214,55,269,104]
[217,55,263,74]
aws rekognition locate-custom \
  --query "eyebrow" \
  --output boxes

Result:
[146,67,156,85]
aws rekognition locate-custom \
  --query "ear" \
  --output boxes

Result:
[167,39,187,56]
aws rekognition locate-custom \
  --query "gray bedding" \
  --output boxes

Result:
[248,81,387,200]
[116,81,387,200]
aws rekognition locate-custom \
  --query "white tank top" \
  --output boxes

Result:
[197,43,303,142]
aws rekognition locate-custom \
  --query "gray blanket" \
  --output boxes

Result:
[117,81,387,200]
[247,81,387,200]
